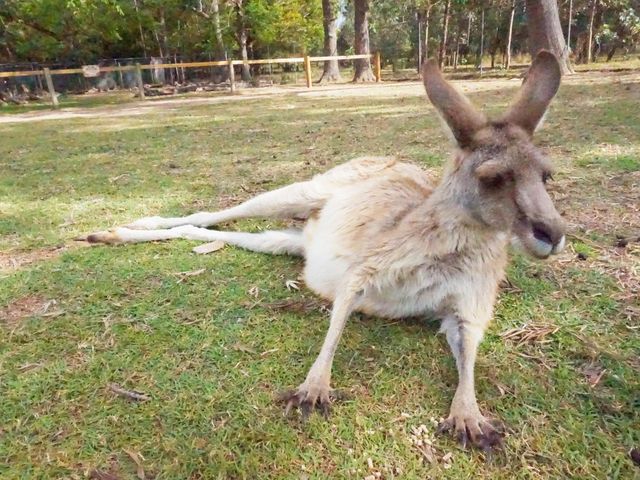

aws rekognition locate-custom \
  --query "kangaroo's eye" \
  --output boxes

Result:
[542,172,554,184]
[481,173,505,189]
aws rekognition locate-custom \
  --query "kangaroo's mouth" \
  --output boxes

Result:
[513,216,565,259]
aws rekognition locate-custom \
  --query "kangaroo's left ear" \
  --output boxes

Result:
[501,50,562,135]
[422,59,487,148]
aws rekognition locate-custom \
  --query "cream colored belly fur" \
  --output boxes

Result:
[302,161,486,319]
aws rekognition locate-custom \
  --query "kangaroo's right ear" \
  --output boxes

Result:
[501,50,561,135]
[422,59,486,148]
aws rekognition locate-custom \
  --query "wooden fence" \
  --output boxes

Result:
[0,53,382,108]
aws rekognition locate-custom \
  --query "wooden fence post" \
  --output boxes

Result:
[228,59,236,94]
[135,63,145,99]
[374,52,382,82]
[116,61,125,88]
[304,55,312,88]
[43,68,59,108]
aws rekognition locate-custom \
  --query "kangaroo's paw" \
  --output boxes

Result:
[437,407,505,451]
[278,380,337,420]
[83,228,126,245]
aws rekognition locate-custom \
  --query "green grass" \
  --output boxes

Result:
[1,68,639,479]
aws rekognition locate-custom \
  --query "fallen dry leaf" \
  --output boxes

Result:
[581,362,607,387]
[123,449,146,480]
[285,279,300,291]
[192,240,225,254]
[248,286,260,298]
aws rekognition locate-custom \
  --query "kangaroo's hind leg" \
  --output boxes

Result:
[124,179,327,231]
[87,226,305,256]
[123,156,397,230]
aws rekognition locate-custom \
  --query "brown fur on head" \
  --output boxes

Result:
[423,51,565,259]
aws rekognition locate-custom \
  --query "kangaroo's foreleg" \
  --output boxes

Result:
[437,314,504,450]
[281,282,362,418]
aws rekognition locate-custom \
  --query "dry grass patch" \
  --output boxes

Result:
[0,294,55,327]
[0,246,66,272]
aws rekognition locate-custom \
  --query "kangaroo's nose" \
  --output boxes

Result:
[532,222,564,245]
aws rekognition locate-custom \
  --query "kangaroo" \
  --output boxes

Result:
[85,51,565,450]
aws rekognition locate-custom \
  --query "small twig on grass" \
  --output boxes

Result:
[500,323,560,346]
[108,383,151,402]
[566,232,605,249]
[89,470,120,480]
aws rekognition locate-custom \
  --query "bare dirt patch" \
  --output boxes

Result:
[0,246,66,272]
[0,294,51,327]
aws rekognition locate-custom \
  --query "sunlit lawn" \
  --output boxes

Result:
[1,65,639,479]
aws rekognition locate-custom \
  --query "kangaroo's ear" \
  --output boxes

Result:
[422,59,486,148]
[501,50,561,135]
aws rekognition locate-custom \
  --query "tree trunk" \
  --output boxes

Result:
[587,0,597,63]
[353,0,375,82]
[490,13,501,69]
[417,13,422,72]
[211,0,228,81]
[318,0,341,82]
[133,0,148,57]
[424,7,432,60]
[566,0,573,53]
[238,28,251,81]
[3,45,13,61]
[438,0,451,68]
[525,0,573,74]
[233,0,251,81]
[211,0,225,60]
[454,14,462,70]
[153,28,164,58]
[477,8,485,72]
[505,0,516,69]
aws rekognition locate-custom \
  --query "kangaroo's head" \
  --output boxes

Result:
[423,51,565,259]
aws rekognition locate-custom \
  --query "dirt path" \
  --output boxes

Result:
[1,70,638,125]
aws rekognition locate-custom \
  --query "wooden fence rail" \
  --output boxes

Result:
[0,53,382,108]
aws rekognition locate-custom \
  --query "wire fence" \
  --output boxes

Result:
[0,53,382,108]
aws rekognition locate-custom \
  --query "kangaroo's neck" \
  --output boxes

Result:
[411,168,509,255]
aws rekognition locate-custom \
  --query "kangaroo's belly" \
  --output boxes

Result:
[302,162,437,317]
[304,248,462,319]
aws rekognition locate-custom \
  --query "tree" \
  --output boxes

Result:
[418,0,439,63]
[525,0,573,73]
[353,0,376,82]
[438,0,452,67]
[191,0,226,61]
[586,0,598,62]
[228,0,251,80]
[369,0,414,71]
[318,0,341,82]
[505,0,516,68]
